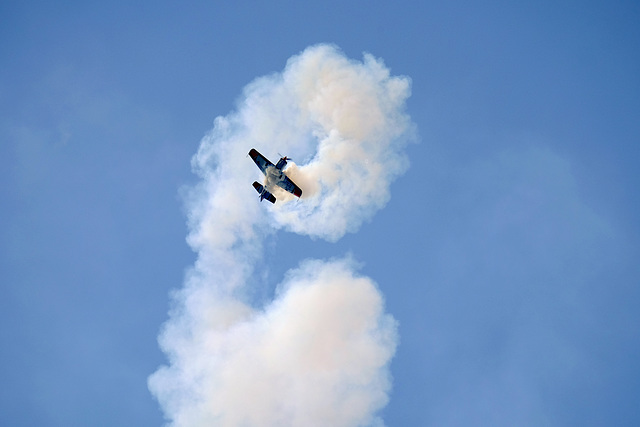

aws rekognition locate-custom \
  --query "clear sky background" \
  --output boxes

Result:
[1,1,639,426]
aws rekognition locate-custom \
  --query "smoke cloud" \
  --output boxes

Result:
[149,44,414,426]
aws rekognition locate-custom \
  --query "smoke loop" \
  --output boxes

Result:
[149,44,414,427]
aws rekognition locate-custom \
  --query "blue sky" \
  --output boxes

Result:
[1,1,639,426]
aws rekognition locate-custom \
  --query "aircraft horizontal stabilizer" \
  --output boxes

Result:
[252,181,276,204]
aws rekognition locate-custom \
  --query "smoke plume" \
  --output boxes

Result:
[149,44,414,426]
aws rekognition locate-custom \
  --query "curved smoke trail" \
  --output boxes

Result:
[149,44,414,426]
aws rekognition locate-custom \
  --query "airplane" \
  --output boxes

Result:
[248,148,302,204]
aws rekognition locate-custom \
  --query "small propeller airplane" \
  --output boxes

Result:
[248,148,302,204]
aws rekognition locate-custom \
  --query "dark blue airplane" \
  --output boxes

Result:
[249,148,303,204]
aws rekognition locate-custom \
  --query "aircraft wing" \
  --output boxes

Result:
[249,148,273,175]
[276,175,303,198]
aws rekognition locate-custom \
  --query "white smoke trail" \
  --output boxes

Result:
[149,44,414,427]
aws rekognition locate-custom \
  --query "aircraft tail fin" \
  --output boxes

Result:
[252,181,276,204]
